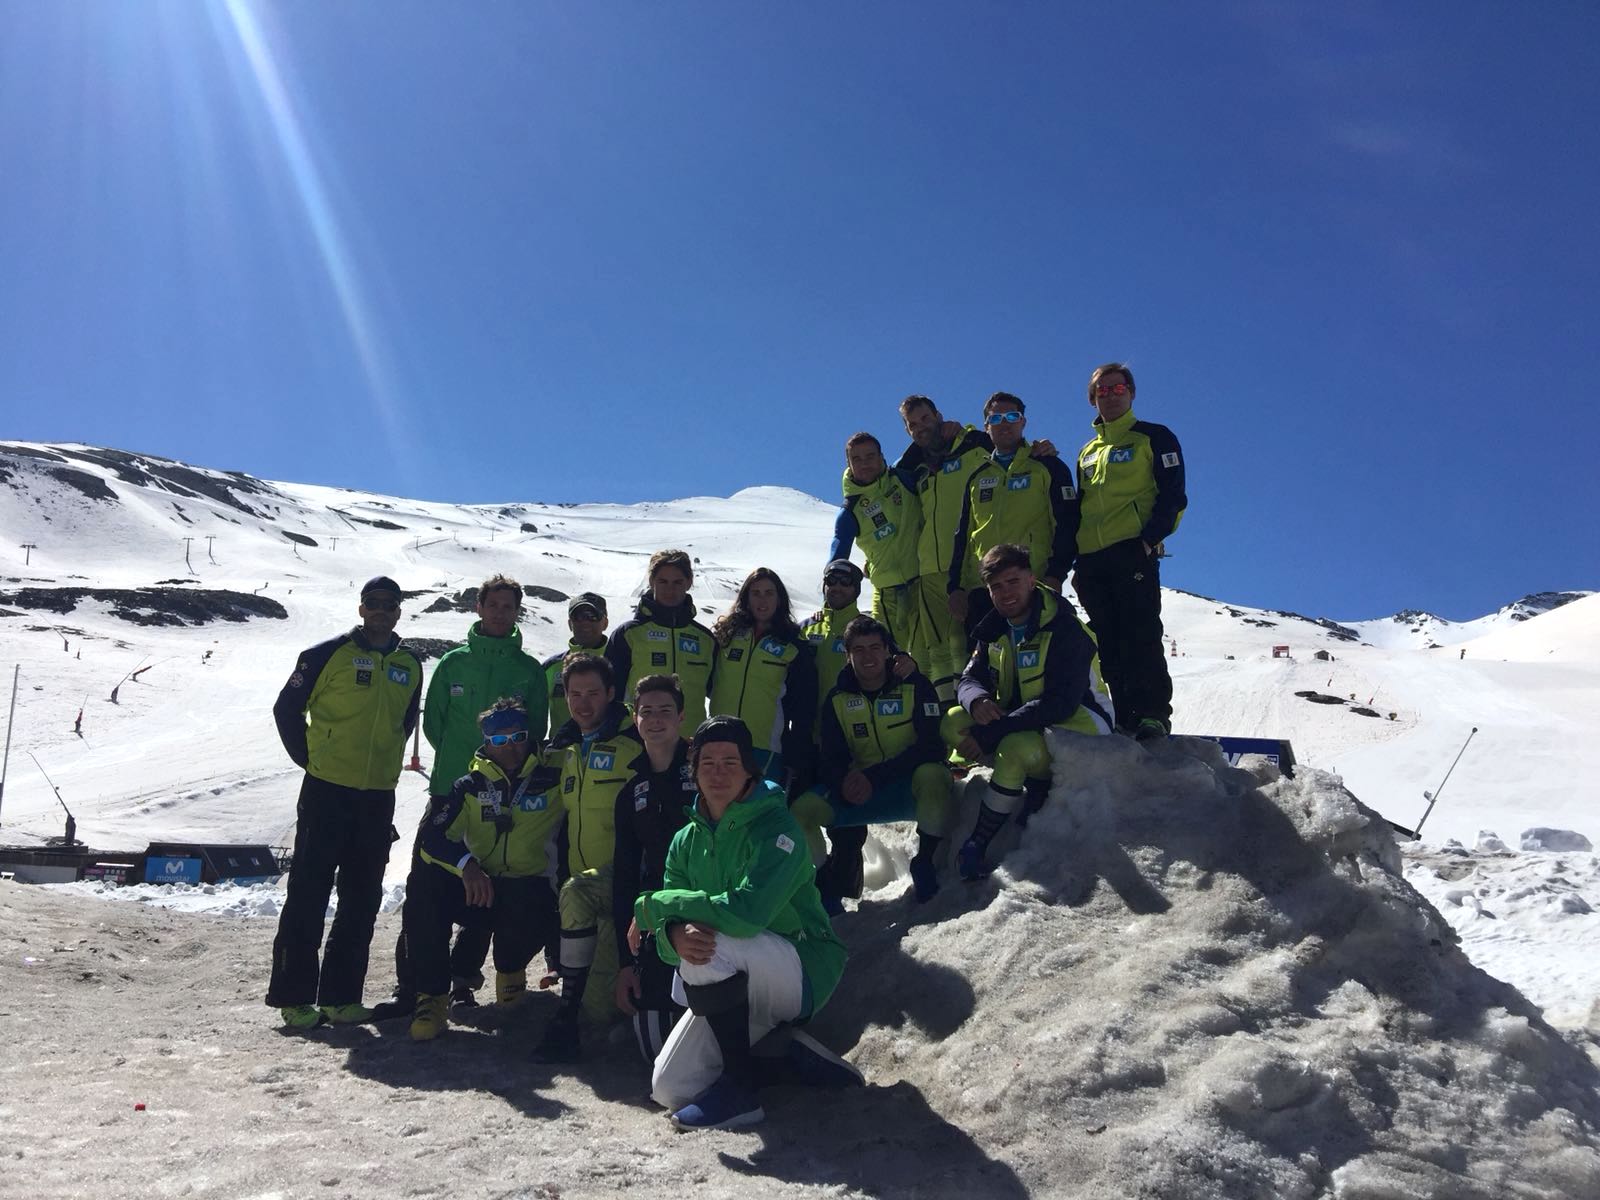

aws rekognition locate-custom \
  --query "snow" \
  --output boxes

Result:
[2,441,1597,1197]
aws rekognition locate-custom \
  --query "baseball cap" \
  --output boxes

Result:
[361,575,402,600]
[822,559,864,585]
[568,592,607,619]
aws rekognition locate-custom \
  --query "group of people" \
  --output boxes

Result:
[265,362,1186,1130]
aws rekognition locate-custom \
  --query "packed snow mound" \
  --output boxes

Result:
[827,736,1600,1199]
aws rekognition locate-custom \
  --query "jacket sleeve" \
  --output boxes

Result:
[828,501,859,566]
[421,655,450,750]
[947,476,976,594]
[956,641,995,713]
[817,693,850,790]
[418,773,476,875]
[611,776,645,962]
[862,674,942,789]
[973,620,1095,751]
[526,658,550,746]
[1040,455,1081,582]
[603,626,632,694]
[1138,423,1187,547]
[271,636,342,769]
[639,813,812,948]
[403,661,423,738]
[779,641,818,771]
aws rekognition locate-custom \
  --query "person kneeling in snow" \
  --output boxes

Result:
[790,616,952,908]
[943,543,1115,881]
[403,699,563,1041]
[634,717,858,1130]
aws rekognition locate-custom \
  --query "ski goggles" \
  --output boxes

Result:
[985,411,1023,425]
[1092,382,1130,398]
[485,730,529,746]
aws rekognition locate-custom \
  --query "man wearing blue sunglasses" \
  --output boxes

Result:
[404,699,564,1041]
[947,392,1080,637]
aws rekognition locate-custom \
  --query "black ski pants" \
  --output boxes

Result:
[266,775,395,1008]
[1074,537,1172,729]
[389,797,493,998]
[402,862,557,999]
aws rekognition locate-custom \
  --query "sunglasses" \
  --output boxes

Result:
[363,598,400,612]
[1093,382,1130,398]
[485,730,529,746]
[985,411,1024,425]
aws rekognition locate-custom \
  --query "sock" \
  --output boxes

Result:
[556,925,596,1017]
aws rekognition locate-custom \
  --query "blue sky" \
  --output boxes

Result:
[3,1,1597,620]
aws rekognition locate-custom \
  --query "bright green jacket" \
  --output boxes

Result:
[422,622,548,794]
[545,701,642,874]
[800,602,859,738]
[272,627,422,791]
[418,751,563,878]
[605,596,717,736]
[838,467,922,588]
[707,626,815,760]
[1075,409,1188,556]
[947,442,1080,591]
[895,425,992,577]
[542,638,608,732]
[818,667,944,790]
[636,779,846,1017]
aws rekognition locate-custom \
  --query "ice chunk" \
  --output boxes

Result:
[1520,827,1594,852]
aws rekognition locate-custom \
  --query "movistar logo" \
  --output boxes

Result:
[876,699,903,716]
[872,523,896,541]
[1007,476,1031,491]
[759,637,788,657]
[941,456,964,473]
[1018,650,1040,668]
[1110,447,1134,463]
[678,636,700,654]
[588,752,614,771]
[387,666,411,686]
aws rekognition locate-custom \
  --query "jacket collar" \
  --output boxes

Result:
[1092,409,1138,440]
[466,620,523,656]
[550,699,633,751]
[688,777,787,829]
[634,593,699,628]
[834,663,899,699]
[351,626,400,655]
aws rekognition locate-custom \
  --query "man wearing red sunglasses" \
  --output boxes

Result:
[1073,364,1187,742]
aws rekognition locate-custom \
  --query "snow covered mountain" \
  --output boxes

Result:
[0,439,1594,851]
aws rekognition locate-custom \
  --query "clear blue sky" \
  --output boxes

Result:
[3,2,1597,620]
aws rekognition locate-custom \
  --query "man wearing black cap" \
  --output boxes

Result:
[544,592,609,731]
[635,716,856,1130]
[268,576,424,1029]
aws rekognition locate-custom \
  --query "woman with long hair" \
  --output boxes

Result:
[708,568,814,784]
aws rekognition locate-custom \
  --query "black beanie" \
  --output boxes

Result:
[689,715,761,777]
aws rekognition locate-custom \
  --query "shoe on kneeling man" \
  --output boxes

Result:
[908,854,939,903]
[410,993,449,1042]
[670,1074,766,1130]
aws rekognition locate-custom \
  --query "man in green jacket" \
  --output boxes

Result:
[544,592,609,731]
[267,576,423,1029]
[1074,363,1187,740]
[636,717,857,1130]
[405,699,563,1041]
[424,574,549,795]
